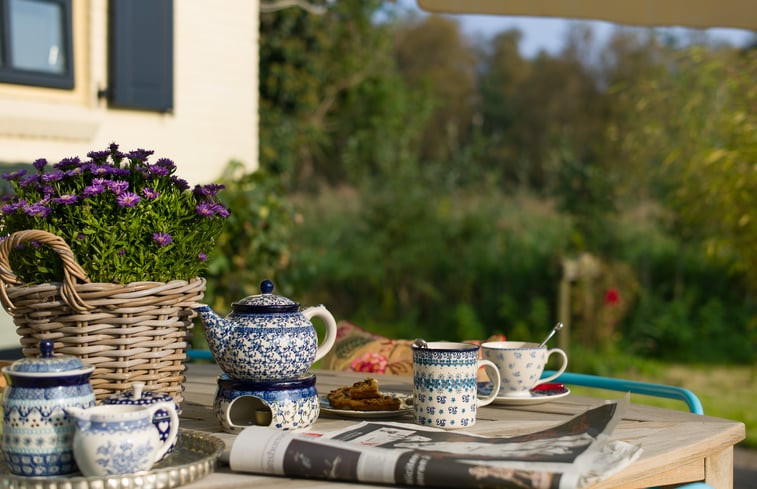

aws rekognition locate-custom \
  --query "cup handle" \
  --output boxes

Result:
[533,348,568,387]
[303,305,338,363]
[149,401,179,464]
[476,359,501,407]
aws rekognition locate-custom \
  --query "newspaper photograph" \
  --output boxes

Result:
[228,397,642,489]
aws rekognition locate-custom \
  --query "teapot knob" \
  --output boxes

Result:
[39,339,55,358]
[260,279,274,295]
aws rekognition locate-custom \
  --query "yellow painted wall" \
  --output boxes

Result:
[0,0,258,187]
[0,0,259,350]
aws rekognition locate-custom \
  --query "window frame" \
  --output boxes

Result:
[0,0,74,89]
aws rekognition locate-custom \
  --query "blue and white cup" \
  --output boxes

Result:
[412,341,500,430]
[481,341,568,397]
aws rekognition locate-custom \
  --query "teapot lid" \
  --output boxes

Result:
[7,339,88,373]
[231,280,300,313]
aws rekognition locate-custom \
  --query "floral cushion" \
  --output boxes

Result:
[320,321,506,376]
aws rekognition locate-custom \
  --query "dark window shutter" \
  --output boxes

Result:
[109,0,173,112]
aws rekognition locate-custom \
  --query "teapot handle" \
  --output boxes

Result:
[302,305,337,363]
[148,401,179,465]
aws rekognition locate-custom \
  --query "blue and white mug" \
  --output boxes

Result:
[481,341,568,397]
[412,341,500,430]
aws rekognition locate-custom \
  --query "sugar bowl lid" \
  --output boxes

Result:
[231,279,300,313]
[102,382,178,418]
[6,339,90,374]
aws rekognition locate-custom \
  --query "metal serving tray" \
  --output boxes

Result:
[0,429,224,489]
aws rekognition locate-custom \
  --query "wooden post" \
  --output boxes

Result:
[558,258,578,353]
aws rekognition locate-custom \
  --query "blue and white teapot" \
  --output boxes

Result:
[195,280,337,381]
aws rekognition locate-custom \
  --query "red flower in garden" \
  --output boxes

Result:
[604,288,620,305]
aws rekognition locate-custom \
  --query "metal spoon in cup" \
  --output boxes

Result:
[538,322,564,348]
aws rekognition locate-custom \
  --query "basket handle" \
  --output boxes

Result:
[0,230,92,312]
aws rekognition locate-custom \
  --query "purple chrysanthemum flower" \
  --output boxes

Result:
[53,156,81,171]
[41,171,64,183]
[41,185,56,195]
[1,201,23,214]
[65,167,83,177]
[195,201,215,218]
[117,248,126,255]
[23,201,51,218]
[171,176,189,191]
[127,148,154,162]
[198,252,207,261]
[82,183,106,197]
[77,233,86,240]
[107,180,129,195]
[147,165,169,177]
[112,168,131,178]
[86,150,111,162]
[212,203,230,218]
[52,194,78,205]
[91,165,112,176]
[142,187,160,199]
[193,183,225,199]
[19,174,40,188]
[152,232,172,247]
[116,192,141,208]
[32,158,48,171]
[155,158,175,171]
[1,169,27,181]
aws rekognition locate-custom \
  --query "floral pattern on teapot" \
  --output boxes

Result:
[195,280,337,381]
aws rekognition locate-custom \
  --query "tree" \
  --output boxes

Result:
[393,15,478,163]
[258,0,397,187]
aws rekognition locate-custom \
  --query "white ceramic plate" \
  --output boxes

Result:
[319,392,413,419]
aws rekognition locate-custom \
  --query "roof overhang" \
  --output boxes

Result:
[416,0,757,30]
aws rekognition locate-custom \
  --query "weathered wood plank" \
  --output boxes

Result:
[179,364,744,489]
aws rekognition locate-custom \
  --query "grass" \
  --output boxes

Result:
[568,363,757,448]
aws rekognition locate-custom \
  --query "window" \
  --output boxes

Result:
[0,0,74,89]
[108,0,173,112]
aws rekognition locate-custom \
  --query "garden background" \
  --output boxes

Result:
[200,2,755,446]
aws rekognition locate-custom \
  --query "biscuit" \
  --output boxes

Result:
[327,378,402,411]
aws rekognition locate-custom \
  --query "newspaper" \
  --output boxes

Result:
[228,397,642,489]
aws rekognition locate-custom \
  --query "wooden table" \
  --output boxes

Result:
[179,364,745,489]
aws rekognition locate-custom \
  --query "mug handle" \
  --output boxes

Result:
[533,348,568,387]
[148,401,179,464]
[303,305,338,363]
[476,359,501,407]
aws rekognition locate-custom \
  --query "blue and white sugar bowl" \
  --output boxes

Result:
[213,374,320,433]
[1,339,95,476]
[195,279,338,381]
[102,382,180,459]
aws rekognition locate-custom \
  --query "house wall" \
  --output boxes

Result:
[0,0,259,350]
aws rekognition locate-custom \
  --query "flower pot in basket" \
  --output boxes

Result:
[0,230,206,405]
[0,145,229,405]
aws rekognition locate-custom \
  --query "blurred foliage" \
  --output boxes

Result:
[202,2,757,364]
[203,161,298,316]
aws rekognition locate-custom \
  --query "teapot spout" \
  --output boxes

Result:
[193,304,229,359]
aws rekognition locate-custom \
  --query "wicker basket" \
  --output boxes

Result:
[0,230,206,405]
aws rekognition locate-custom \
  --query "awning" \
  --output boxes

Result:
[416,0,757,30]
